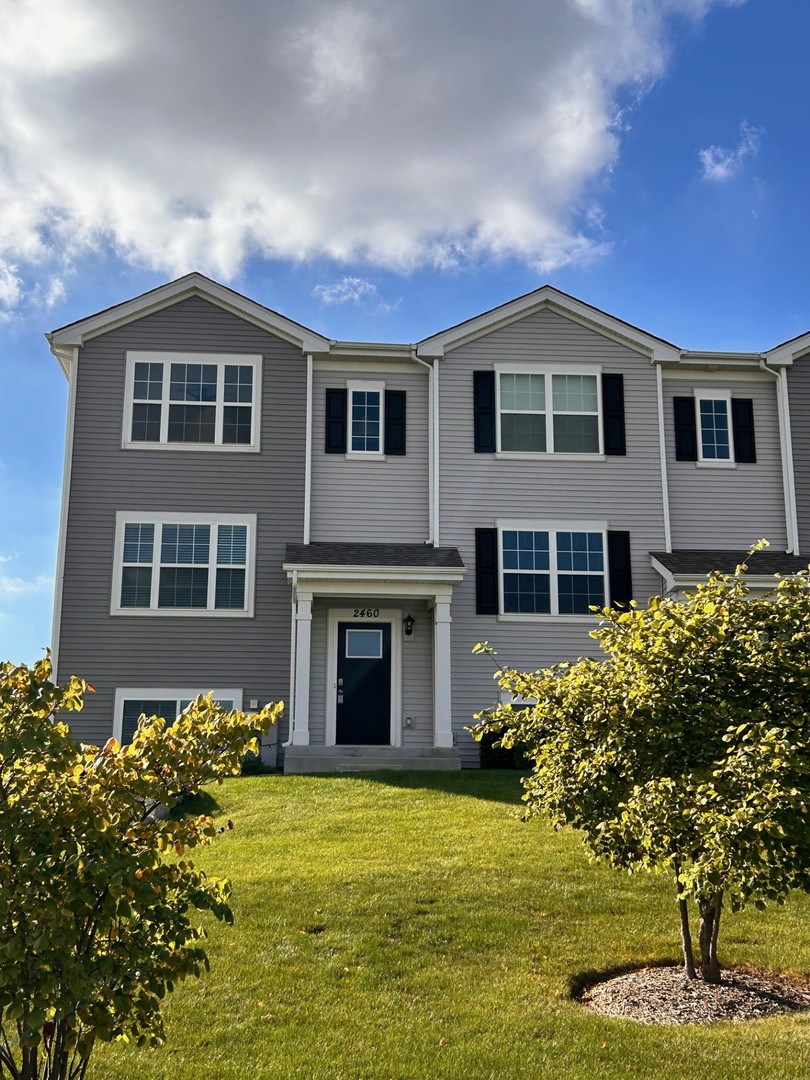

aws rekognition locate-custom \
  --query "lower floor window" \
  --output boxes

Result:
[115,689,241,744]
[112,513,255,616]
[501,528,605,614]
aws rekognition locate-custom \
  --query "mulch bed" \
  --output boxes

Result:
[578,965,810,1025]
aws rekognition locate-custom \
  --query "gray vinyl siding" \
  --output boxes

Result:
[310,366,430,543]
[56,295,305,744]
[663,377,787,550]
[306,598,434,747]
[787,358,810,551]
[436,308,668,766]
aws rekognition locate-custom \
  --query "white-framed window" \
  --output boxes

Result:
[499,521,607,616]
[347,380,385,456]
[111,512,256,616]
[695,391,732,464]
[123,352,262,451]
[113,688,243,744]
[496,366,602,455]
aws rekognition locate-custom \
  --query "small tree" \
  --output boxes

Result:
[473,550,810,983]
[0,655,282,1080]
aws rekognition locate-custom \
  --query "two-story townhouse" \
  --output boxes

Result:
[48,275,807,771]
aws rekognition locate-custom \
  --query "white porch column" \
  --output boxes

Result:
[291,593,313,746]
[433,598,454,748]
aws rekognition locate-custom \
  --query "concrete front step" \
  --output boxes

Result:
[283,744,462,774]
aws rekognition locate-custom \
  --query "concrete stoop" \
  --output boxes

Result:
[282,744,462,774]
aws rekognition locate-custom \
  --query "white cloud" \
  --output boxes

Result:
[313,276,399,314]
[0,0,743,304]
[0,574,52,596]
[698,121,763,183]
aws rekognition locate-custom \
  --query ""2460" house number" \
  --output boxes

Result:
[352,608,380,618]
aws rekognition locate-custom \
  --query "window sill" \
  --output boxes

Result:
[122,441,261,453]
[495,451,606,462]
[497,614,597,624]
[110,608,254,618]
[344,452,387,461]
[695,460,737,469]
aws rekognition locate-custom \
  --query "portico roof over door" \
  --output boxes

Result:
[283,542,466,753]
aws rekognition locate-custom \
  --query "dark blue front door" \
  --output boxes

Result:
[336,622,391,745]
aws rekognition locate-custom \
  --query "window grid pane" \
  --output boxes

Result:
[222,406,252,444]
[121,567,152,607]
[217,525,247,565]
[558,575,605,614]
[121,698,179,744]
[170,363,218,403]
[161,525,210,565]
[551,374,598,413]
[133,362,163,401]
[123,523,154,564]
[158,567,209,608]
[131,403,162,442]
[504,573,551,614]
[699,399,731,460]
[223,365,253,403]
[167,404,216,443]
[350,391,381,452]
[215,568,246,609]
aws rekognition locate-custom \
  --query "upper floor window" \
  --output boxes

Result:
[473,368,625,457]
[111,512,256,616]
[498,372,600,454]
[673,393,756,465]
[324,384,407,457]
[349,382,383,455]
[501,527,606,614]
[696,393,731,462]
[123,352,261,451]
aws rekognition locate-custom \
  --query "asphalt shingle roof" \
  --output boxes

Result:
[650,549,810,577]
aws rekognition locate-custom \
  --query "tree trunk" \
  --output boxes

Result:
[698,893,723,983]
[673,856,696,979]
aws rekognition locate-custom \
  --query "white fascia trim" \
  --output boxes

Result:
[113,687,244,744]
[764,335,810,368]
[48,273,331,353]
[50,345,79,676]
[671,352,767,371]
[289,577,458,603]
[661,367,773,383]
[416,287,680,361]
[284,564,465,585]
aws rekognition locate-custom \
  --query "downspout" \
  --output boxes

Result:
[303,354,313,545]
[759,359,799,554]
[49,344,79,678]
[655,362,672,552]
[284,569,298,748]
[411,350,438,545]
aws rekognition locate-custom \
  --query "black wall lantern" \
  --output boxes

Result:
[403,613,415,637]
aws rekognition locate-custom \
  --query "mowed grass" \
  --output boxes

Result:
[93,772,810,1080]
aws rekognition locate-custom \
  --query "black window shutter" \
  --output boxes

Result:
[607,531,633,608]
[731,399,756,463]
[325,389,347,453]
[475,528,499,614]
[473,371,496,453]
[673,397,697,461]
[384,390,406,455]
[602,373,626,456]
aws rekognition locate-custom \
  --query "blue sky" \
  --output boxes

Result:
[1,0,809,665]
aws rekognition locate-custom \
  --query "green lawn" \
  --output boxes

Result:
[93,772,810,1080]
